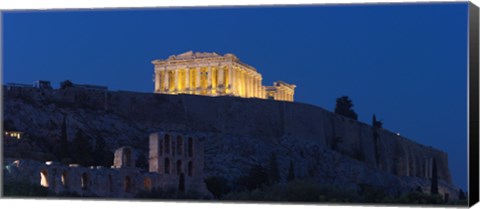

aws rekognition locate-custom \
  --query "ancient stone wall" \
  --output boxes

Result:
[3,86,456,196]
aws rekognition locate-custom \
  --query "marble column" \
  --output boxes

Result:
[174,69,179,92]
[241,70,246,97]
[246,71,249,97]
[155,71,161,92]
[218,66,224,93]
[258,78,261,98]
[254,76,258,97]
[185,68,190,93]
[231,66,236,95]
[257,77,261,98]
[196,68,201,94]
[254,77,258,98]
[251,76,255,97]
[248,74,252,97]
[244,71,249,97]
[207,66,212,90]
[211,67,217,94]
[164,70,170,92]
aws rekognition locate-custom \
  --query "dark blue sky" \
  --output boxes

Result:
[2,3,469,190]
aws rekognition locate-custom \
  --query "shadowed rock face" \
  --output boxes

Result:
[3,86,458,198]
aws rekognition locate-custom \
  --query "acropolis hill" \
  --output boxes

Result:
[3,84,461,199]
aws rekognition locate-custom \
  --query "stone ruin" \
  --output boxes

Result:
[3,131,210,198]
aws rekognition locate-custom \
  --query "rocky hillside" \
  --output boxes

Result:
[2,85,460,199]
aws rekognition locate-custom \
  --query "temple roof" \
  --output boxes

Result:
[168,51,222,60]
[152,51,255,71]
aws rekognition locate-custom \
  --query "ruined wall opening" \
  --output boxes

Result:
[160,143,163,156]
[165,134,170,154]
[40,170,49,187]
[172,140,176,157]
[123,148,133,167]
[188,137,193,157]
[165,158,170,174]
[124,176,132,193]
[108,175,113,193]
[61,171,68,188]
[177,135,183,156]
[188,161,193,177]
[143,178,152,192]
[176,160,183,175]
[81,173,89,190]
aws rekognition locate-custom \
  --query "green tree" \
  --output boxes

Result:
[72,129,93,166]
[334,96,358,120]
[135,151,147,170]
[3,119,15,131]
[287,160,295,182]
[205,176,230,199]
[60,80,73,89]
[268,152,280,185]
[458,189,466,200]
[237,164,269,191]
[331,136,342,151]
[431,159,438,195]
[60,116,69,159]
[93,137,113,167]
[372,114,383,129]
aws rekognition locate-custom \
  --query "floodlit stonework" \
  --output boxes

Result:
[4,131,209,198]
[152,51,296,102]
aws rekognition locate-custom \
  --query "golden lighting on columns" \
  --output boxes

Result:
[152,51,295,101]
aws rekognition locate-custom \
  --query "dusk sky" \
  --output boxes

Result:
[2,2,469,190]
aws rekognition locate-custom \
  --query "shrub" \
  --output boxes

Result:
[205,176,230,199]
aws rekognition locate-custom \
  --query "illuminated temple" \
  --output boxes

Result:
[152,51,296,101]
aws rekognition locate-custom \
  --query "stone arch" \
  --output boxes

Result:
[188,137,194,157]
[165,158,171,174]
[177,135,183,156]
[188,161,193,177]
[61,171,68,188]
[143,177,152,192]
[176,160,183,175]
[40,170,49,187]
[81,172,89,190]
[114,146,136,168]
[164,134,170,154]
[124,176,132,193]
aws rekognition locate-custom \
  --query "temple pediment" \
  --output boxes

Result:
[168,51,221,60]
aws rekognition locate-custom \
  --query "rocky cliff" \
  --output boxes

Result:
[2,85,459,198]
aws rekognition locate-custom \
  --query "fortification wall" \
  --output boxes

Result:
[100,90,452,184]
[3,86,455,196]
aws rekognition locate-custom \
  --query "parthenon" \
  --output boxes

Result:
[152,51,296,102]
